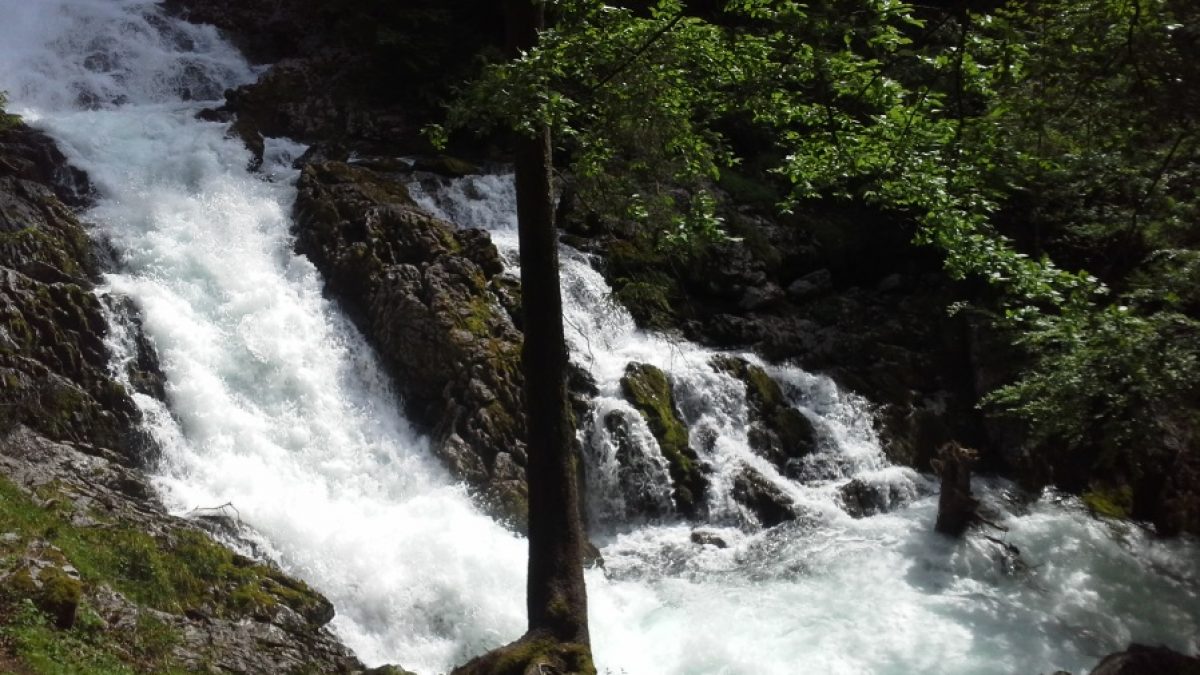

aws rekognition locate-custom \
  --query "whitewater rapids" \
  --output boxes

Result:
[0,2,1196,673]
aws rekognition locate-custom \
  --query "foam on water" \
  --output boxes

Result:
[413,174,1200,674]
[1,2,1197,673]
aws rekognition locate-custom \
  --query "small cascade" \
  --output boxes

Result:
[410,173,921,531]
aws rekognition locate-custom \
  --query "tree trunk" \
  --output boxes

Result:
[452,5,593,672]
[506,0,591,648]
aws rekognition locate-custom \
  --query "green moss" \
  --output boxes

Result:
[130,614,181,663]
[35,566,82,628]
[1082,484,1135,519]
[0,92,19,131]
[620,363,707,514]
[711,356,817,466]
[482,636,596,675]
[2,600,136,675]
[0,475,331,673]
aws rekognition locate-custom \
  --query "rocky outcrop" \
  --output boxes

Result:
[292,160,531,526]
[0,426,362,673]
[171,0,505,160]
[563,189,987,479]
[0,124,154,464]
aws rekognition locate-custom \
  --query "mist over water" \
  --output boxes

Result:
[0,2,1196,673]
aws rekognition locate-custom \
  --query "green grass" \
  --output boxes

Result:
[0,92,20,131]
[0,474,329,673]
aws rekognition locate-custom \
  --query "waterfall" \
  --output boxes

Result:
[1,2,1198,674]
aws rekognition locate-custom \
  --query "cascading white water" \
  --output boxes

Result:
[2,2,1198,673]
[0,1,528,670]
[412,174,1200,673]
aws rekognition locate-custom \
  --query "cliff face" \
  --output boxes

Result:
[0,122,364,673]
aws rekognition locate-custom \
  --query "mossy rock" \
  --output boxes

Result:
[1082,483,1135,519]
[452,633,595,675]
[35,566,81,629]
[711,355,817,474]
[620,362,707,516]
[605,239,682,330]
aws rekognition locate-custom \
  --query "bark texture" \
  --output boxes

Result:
[508,0,591,649]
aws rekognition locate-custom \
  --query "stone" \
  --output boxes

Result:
[690,529,729,548]
[838,478,912,518]
[1089,645,1200,675]
[620,362,708,517]
[710,355,818,474]
[786,268,833,299]
[731,465,799,528]
[738,282,785,311]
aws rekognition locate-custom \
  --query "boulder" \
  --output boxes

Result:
[731,465,800,528]
[619,362,708,516]
[1089,645,1200,675]
[710,355,817,476]
[838,478,911,518]
[786,268,833,300]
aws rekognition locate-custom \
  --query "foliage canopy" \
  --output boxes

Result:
[434,0,1200,481]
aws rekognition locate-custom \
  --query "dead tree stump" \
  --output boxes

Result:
[933,441,979,537]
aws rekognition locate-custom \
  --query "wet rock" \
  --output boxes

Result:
[1089,644,1200,675]
[600,410,675,520]
[690,529,728,548]
[838,478,912,518]
[0,123,160,465]
[228,115,264,170]
[101,295,167,402]
[731,465,799,528]
[620,362,708,517]
[0,426,362,671]
[293,160,530,527]
[786,268,832,300]
[0,126,91,206]
[710,355,817,475]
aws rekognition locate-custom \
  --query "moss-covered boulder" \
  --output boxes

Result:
[711,355,817,476]
[619,363,708,516]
